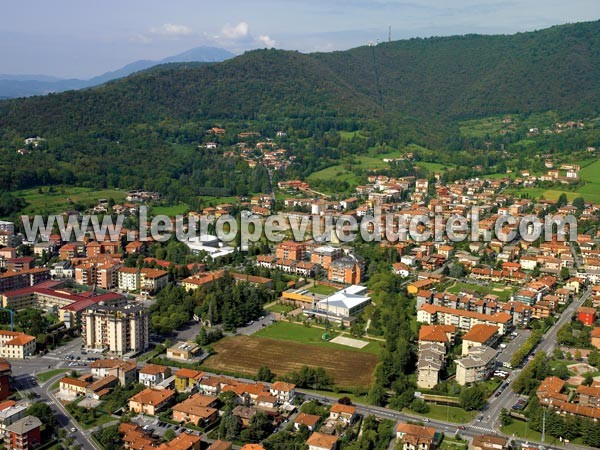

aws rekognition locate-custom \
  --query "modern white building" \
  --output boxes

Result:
[185,235,235,259]
[307,285,371,323]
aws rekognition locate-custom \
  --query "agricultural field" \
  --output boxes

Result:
[254,321,382,354]
[202,335,378,389]
[507,157,600,204]
[14,186,126,215]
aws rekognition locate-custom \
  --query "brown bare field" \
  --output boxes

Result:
[203,336,377,388]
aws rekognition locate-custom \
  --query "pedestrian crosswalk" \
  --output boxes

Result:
[470,425,496,433]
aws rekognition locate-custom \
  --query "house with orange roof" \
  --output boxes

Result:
[294,412,321,431]
[577,384,600,408]
[174,369,204,392]
[172,393,218,426]
[59,377,89,397]
[207,441,232,450]
[128,388,176,416]
[591,327,600,350]
[181,271,225,291]
[417,304,512,335]
[140,268,169,293]
[270,381,296,404]
[461,324,499,355]
[157,433,202,450]
[119,422,158,450]
[328,403,356,426]
[138,364,171,388]
[418,324,456,348]
[396,423,437,450]
[0,331,36,359]
[536,376,568,406]
[306,432,339,450]
[240,445,265,450]
[470,434,509,450]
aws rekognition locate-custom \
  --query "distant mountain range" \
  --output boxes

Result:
[0,46,235,98]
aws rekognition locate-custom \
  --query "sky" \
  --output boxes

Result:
[1,0,600,78]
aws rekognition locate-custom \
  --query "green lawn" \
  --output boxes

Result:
[151,204,189,216]
[79,414,116,430]
[501,419,542,441]
[308,284,339,296]
[13,186,126,215]
[439,436,469,450]
[579,158,600,184]
[265,303,297,314]
[254,321,382,354]
[339,130,366,140]
[405,404,476,424]
[415,161,454,173]
[36,368,70,382]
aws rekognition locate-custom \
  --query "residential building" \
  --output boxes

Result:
[578,307,597,326]
[470,434,508,450]
[310,246,343,269]
[306,432,339,450]
[592,327,600,350]
[270,381,296,404]
[0,405,27,437]
[455,346,497,386]
[118,267,140,292]
[0,332,35,359]
[294,413,321,431]
[577,384,600,408]
[174,369,204,392]
[4,416,41,450]
[276,241,307,261]
[140,268,169,294]
[417,304,512,335]
[82,303,149,355]
[395,423,436,450]
[90,359,137,386]
[461,324,499,356]
[172,393,219,426]
[166,341,201,361]
[328,403,356,426]
[208,441,233,450]
[417,342,446,389]
[59,377,89,396]
[327,255,363,285]
[139,364,171,388]
[128,388,175,416]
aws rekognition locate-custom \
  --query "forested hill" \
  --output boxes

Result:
[1,20,600,135]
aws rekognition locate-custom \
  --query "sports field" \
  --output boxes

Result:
[253,321,382,354]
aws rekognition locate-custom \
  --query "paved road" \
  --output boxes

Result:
[12,357,99,450]
[478,287,592,446]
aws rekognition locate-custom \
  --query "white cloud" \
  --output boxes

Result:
[258,35,276,47]
[151,23,193,37]
[129,33,152,44]
[221,22,250,40]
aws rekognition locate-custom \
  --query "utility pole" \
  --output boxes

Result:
[388,25,391,42]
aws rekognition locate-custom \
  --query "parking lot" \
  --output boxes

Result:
[130,414,201,438]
